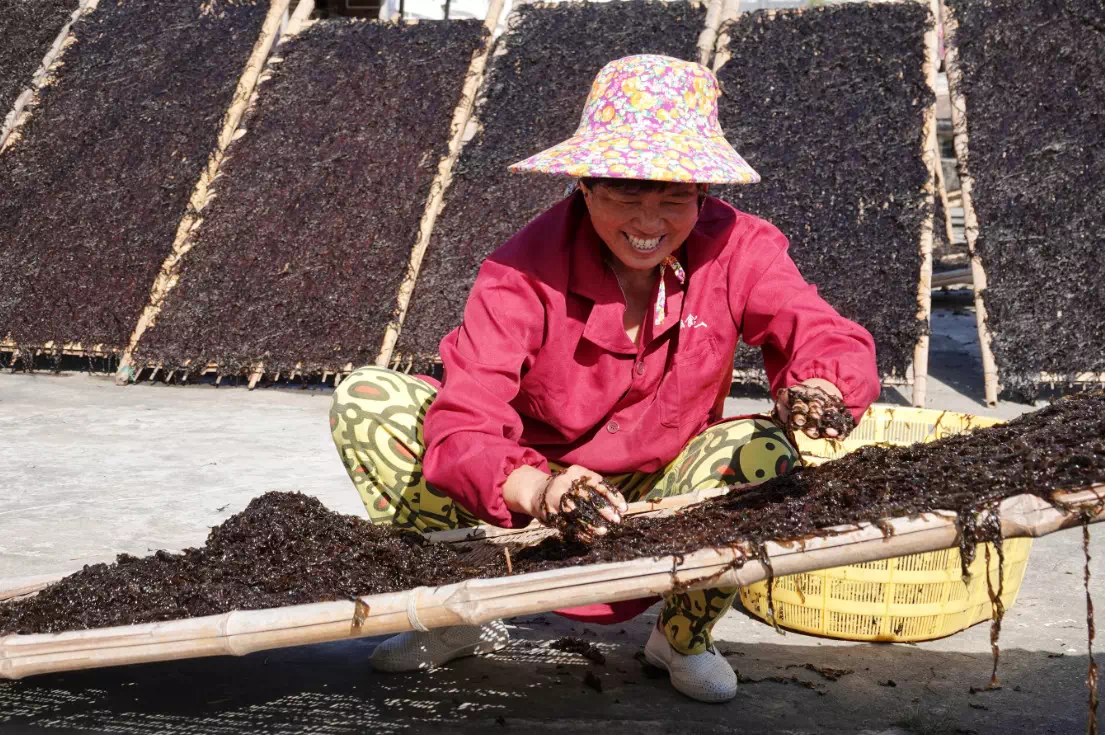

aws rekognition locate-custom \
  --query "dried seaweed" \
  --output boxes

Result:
[0,0,269,349]
[946,0,1105,400]
[0,492,499,636]
[551,636,606,665]
[0,0,78,116]
[714,4,933,381]
[511,392,1105,573]
[395,0,705,370]
[137,19,486,377]
[5,394,1104,640]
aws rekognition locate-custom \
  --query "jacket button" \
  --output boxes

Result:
[606,420,620,434]
[635,361,645,376]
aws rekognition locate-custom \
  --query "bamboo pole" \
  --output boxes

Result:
[933,138,958,252]
[940,0,999,406]
[709,0,742,73]
[1038,371,1105,385]
[113,0,299,386]
[912,0,941,408]
[0,0,100,155]
[247,363,265,389]
[3,486,1101,680]
[696,0,726,67]
[373,0,508,369]
[931,266,972,289]
[0,574,67,603]
[425,485,737,545]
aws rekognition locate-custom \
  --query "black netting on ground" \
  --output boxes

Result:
[137,20,485,376]
[714,4,932,381]
[0,0,78,116]
[0,0,268,349]
[947,0,1105,400]
[394,0,705,369]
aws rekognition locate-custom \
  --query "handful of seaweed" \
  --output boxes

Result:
[544,476,616,544]
[774,384,857,440]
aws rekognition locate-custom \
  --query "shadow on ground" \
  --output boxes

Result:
[1,618,1099,734]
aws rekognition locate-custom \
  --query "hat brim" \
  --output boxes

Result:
[509,131,759,185]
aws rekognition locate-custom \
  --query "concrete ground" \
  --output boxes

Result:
[1,303,1102,734]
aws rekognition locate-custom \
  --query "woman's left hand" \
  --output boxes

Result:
[774,378,856,440]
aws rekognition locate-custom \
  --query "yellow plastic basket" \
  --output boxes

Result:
[739,405,1034,642]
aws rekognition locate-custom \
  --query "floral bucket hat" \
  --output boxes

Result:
[510,54,759,184]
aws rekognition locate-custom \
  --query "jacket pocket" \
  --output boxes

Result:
[659,335,722,429]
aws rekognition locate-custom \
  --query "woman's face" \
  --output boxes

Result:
[581,182,703,272]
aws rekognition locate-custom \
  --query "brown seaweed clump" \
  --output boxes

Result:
[545,477,615,544]
[551,636,606,665]
[4,393,1103,640]
[776,384,857,440]
[512,392,1105,574]
[0,493,501,636]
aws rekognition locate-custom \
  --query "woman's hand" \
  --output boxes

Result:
[774,379,856,440]
[539,465,627,540]
[503,464,627,541]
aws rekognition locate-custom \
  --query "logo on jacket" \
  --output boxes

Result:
[681,314,708,329]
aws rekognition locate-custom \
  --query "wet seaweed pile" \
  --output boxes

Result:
[0,492,500,636]
[946,0,1105,401]
[4,394,1102,639]
[512,392,1105,574]
[395,0,704,370]
[714,4,933,381]
[0,0,268,349]
[136,19,485,377]
[0,0,78,116]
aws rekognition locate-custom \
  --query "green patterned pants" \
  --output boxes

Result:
[330,366,799,655]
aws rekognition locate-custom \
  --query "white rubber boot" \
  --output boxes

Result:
[370,620,510,672]
[643,623,738,703]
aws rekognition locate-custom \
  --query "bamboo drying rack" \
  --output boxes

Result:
[940,0,1000,407]
[0,0,293,371]
[910,0,942,408]
[2,484,1101,680]
[111,0,509,389]
[942,0,1105,404]
[710,0,938,405]
[112,0,301,386]
[378,0,723,373]
[0,0,105,366]
[0,0,101,154]
[371,0,509,372]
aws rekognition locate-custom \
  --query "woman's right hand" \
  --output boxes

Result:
[503,464,627,538]
[538,465,627,538]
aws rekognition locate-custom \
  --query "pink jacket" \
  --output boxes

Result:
[423,192,879,529]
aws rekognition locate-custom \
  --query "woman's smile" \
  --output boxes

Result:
[625,232,665,253]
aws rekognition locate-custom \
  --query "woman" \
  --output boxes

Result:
[330,54,879,703]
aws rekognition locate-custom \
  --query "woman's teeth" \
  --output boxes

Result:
[626,233,663,252]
